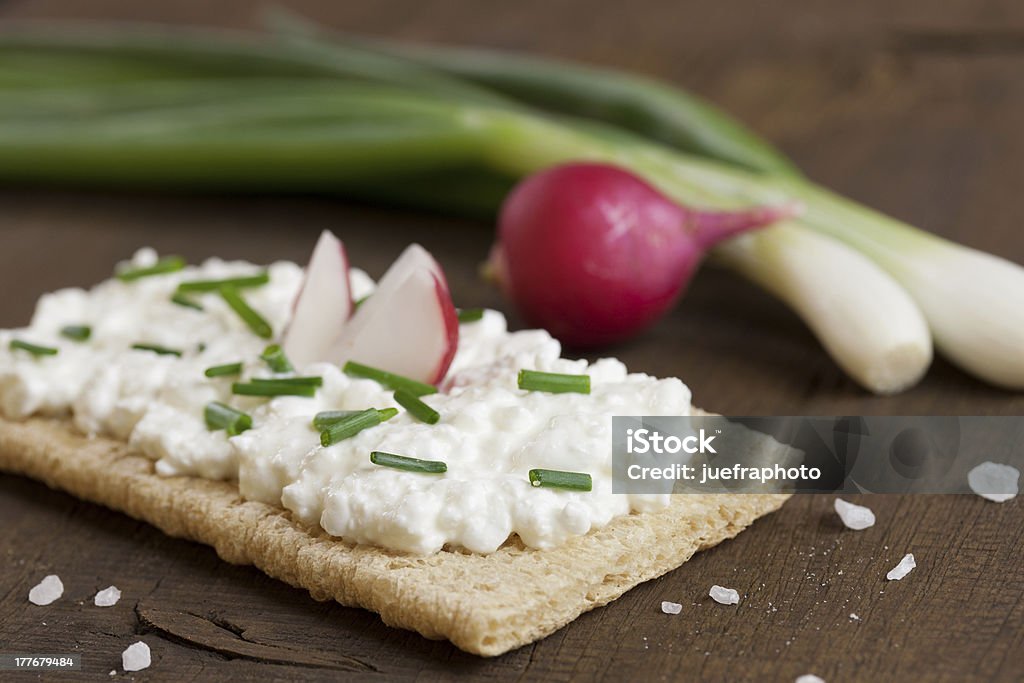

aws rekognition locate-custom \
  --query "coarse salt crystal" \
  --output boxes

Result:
[796,676,825,683]
[834,498,875,530]
[968,462,1019,503]
[28,575,64,606]
[109,671,116,677]
[886,554,916,581]
[661,600,682,615]
[849,613,861,621]
[121,641,151,672]
[94,586,121,607]
[709,585,740,605]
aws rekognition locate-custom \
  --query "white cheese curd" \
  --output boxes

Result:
[1,249,694,556]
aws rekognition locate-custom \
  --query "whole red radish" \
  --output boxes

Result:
[489,163,796,347]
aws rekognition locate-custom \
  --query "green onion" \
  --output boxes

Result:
[204,362,243,378]
[171,292,204,311]
[116,255,185,282]
[204,401,252,436]
[517,369,590,394]
[175,272,270,292]
[370,450,447,474]
[260,344,293,373]
[320,408,382,446]
[232,380,316,397]
[219,285,272,339]
[393,389,439,424]
[353,294,370,310]
[456,308,484,323]
[251,376,323,387]
[313,407,398,431]
[528,468,592,491]
[60,325,91,342]
[9,339,58,356]
[343,361,437,396]
[131,343,182,357]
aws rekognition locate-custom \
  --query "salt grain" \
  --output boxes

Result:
[886,554,916,581]
[849,613,861,621]
[94,586,121,607]
[796,676,825,683]
[28,575,64,606]
[121,641,151,672]
[661,601,682,615]
[834,498,875,530]
[968,462,1019,503]
[709,585,740,605]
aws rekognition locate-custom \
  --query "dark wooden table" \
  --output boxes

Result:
[1,1,1022,681]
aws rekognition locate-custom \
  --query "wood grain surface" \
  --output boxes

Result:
[1,1,1022,680]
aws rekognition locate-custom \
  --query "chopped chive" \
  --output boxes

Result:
[313,407,398,431]
[343,361,437,397]
[116,255,185,282]
[251,376,323,387]
[517,369,590,394]
[9,339,58,356]
[457,308,485,323]
[260,344,293,373]
[370,451,447,474]
[219,286,272,339]
[353,294,370,310]
[232,381,316,398]
[320,408,383,446]
[171,292,204,311]
[60,325,91,342]
[528,469,593,491]
[393,389,440,425]
[176,272,270,293]
[131,343,182,357]
[205,362,243,378]
[204,401,252,436]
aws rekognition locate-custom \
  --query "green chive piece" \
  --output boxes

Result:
[320,408,382,446]
[176,272,270,293]
[313,407,397,431]
[528,469,593,491]
[251,376,323,387]
[393,389,440,425]
[116,255,185,282]
[353,294,370,310]
[9,339,58,356]
[131,343,182,357]
[60,325,91,342]
[457,308,485,323]
[171,292,204,311]
[260,344,294,373]
[370,451,447,474]
[232,381,316,398]
[220,286,272,339]
[204,401,252,436]
[205,362,243,378]
[517,369,590,394]
[343,361,437,397]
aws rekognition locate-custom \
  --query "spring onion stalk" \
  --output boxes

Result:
[60,325,91,341]
[260,344,293,373]
[219,285,272,339]
[393,389,440,424]
[170,292,203,310]
[204,401,252,436]
[9,339,58,356]
[116,255,184,281]
[250,376,323,387]
[131,343,182,357]
[342,361,438,396]
[320,408,382,446]
[528,469,592,491]
[232,381,316,398]
[313,407,397,431]
[370,451,447,474]
[176,272,269,292]
[204,362,243,378]
[518,369,591,394]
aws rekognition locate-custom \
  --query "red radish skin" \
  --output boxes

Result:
[429,273,460,384]
[491,163,797,348]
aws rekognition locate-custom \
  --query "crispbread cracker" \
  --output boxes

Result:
[0,416,788,656]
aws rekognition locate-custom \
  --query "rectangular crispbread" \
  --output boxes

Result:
[0,415,788,656]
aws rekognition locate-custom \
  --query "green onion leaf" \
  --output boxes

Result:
[353,294,370,311]
[343,361,437,397]
[260,344,294,373]
[171,292,204,311]
[175,272,270,293]
[457,308,484,323]
[204,401,252,436]
[116,255,185,282]
[9,339,58,357]
[232,381,316,397]
[518,369,590,394]
[204,362,243,378]
[370,451,447,474]
[313,407,397,431]
[219,286,272,339]
[131,343,182,357]
[60,325,91,342]
[393,389,440,424]
[320,408,383,446]
[251,376,322,387]
[528,469,592,491]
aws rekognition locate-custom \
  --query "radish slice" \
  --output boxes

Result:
[282,230,352,368]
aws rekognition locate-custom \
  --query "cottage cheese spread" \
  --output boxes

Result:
[0,249,692,554]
